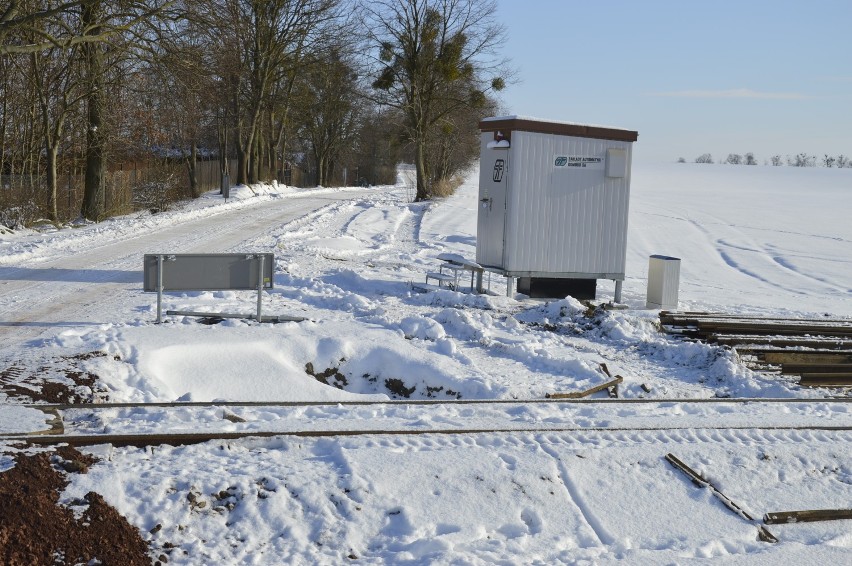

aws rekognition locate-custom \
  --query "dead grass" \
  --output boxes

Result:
[430,175,464,198]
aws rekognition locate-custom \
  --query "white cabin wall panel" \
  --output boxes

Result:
[505,131,544,270]
[504,134,631,275]
[476,133,511,268]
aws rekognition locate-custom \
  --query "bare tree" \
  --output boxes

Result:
[75,1,176,220]
[196,0,341,186]
[0,41,43,223]
[788,153,815,167]
[79,0,106,219]
[29,36,85,222]
[364,0,508,201]
[295,50,361,186]
[145,7,217,198]
[695,153,713,164]
[0,1,176,54]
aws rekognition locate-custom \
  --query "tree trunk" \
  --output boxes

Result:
[217,108,229,193]
[313,147,322,186]
[324,157,333,187]
[187,143,199,198]
[249,131,259,183]
[236,105,262,185]
[45,143,59,223]
[80,0,105,221]
[0,71,7,181]
[414,134,429,201]
[247,138,256,184]
[266,133,276,181]
[236,140,248,186]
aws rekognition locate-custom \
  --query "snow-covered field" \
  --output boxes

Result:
[1,162,851,563]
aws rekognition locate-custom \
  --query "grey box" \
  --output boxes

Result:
[646,255,681,310]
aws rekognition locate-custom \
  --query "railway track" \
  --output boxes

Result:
[660,311,852,388]
[3,397,850,448]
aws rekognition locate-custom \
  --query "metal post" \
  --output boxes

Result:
[156,254,164,324]
[256,254,264,322]
[614,280,623,303]
[506,276,513,297]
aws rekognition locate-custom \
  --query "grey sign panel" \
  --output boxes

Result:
[143,253,274,292]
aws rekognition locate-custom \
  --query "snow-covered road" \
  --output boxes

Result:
[0,190,372,343]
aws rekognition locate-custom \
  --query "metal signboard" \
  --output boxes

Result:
[144,253,275,323]
[143,253,273,292]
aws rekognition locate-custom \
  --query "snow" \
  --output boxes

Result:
[627,164,852,315]
[2,163,852,563]
[0,405,53,435]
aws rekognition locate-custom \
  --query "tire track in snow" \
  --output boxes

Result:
[687,217,812,296]
[536,440,615,548]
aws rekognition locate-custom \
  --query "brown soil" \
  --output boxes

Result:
[0,352,112,404]
[0,446,153,565]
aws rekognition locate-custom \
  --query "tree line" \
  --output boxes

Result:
[683,153,852,167]
[0,0,508,226]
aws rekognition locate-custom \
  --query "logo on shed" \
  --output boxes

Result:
[554,156,568,167]
[493,159,504,182]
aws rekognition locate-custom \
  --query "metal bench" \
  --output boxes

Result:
[439,262,465,288]
[425,271,456,289]
[436,253,484,293]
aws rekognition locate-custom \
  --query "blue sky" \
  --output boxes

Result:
[494,0,852,163]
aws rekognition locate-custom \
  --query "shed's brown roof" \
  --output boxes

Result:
[479,117,638,142]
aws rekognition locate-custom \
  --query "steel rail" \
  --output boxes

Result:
[5,424,852,449]
[10,397,852,412]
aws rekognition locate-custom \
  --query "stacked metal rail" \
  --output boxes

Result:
[659,311,852,388]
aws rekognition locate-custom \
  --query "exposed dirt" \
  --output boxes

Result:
[384,377,416,398]
[0,446,153,565]
[0,354,158,563]
[0,352,112,404]
[305,362,349,389]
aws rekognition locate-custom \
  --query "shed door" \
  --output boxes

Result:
[476,150,508,268]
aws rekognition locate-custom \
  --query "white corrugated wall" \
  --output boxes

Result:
[502,131,631,276]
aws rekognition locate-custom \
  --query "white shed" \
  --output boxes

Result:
[475,116,638,300]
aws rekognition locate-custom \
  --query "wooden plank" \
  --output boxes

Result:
[716,336,852,349]
[597,363,621,398]
[664,453,778,544]
[781,364,852,374]
[797,374,852,387]
[755,351,852,365]
[764,509,852,524]
[661,311,852,324]
[697,324,852,338]
[546,376,623,400]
